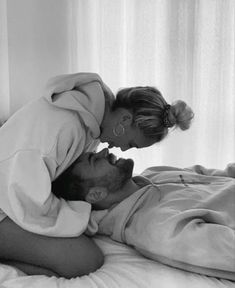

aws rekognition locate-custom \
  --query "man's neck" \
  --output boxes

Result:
[116,178,142,202]
[125,178,140,195]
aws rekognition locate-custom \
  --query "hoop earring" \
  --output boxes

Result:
[112,123,125,137]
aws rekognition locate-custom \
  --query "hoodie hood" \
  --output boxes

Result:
[44,73,106,138]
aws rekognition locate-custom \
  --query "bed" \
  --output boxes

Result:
[0,235,234,288]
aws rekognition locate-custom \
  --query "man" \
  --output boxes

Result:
[52,147,137,209]
[2,149,234,279]
[53,148,235,281]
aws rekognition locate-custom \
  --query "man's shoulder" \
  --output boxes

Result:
[140,166,184,178]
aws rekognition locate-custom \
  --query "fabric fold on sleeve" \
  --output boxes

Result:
[0,150,91,237]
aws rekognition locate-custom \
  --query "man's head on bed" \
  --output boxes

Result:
[52,148,139,209]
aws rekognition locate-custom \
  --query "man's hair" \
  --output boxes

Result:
[52,164,88,201]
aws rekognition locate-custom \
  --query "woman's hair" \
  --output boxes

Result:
[112,86,194,142]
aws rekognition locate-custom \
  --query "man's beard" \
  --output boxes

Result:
[117,158,134,182]
[88,158,134,193]
[108,158,134,192]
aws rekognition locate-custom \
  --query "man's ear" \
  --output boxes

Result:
[85,187,108,204]
[119,110,133,127]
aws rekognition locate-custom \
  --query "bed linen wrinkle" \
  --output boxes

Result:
[0,236,235,288]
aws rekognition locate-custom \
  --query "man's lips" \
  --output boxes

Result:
[104,149,122,165]
[108,153,118,165]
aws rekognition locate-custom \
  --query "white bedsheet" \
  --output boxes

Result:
[0,236,234,288]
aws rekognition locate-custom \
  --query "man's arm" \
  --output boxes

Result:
[185,163,235,178]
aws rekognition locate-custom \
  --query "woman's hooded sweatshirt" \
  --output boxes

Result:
[0,72,109,236]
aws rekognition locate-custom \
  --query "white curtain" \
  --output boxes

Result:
[1,0,234,174]
[0,0,9,123]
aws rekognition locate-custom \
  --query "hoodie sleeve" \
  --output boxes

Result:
[43,72,113,139]
[0,149,91,237]
[45,72,113,101]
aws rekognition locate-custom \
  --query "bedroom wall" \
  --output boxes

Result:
[6,0,71,115]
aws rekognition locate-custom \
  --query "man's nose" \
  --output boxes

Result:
[96,148,109,158]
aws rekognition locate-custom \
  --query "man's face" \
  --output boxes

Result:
[72,148,134,192]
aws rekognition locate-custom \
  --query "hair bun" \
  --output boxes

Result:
[168,100,194,130]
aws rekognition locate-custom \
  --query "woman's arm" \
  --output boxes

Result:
[0,217,104,279]
[1,260,59,277]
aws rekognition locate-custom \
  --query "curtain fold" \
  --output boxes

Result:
[0,0,9,124]
[1,0,234,173]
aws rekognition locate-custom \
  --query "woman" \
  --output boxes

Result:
[0,72,193,278]
[100,85,193,151]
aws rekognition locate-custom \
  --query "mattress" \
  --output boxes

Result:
[0,235,234,288]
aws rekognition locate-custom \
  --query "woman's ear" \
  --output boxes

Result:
[85,187,108,204]
[119,109,133,127]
